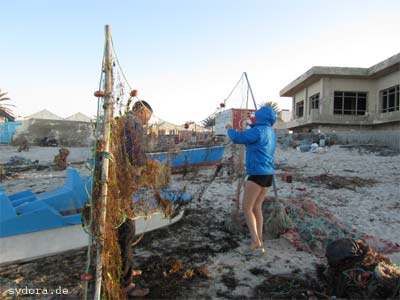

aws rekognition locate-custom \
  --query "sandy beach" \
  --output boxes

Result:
[0,144,399,299]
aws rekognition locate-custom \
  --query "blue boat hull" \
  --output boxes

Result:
[0,168,191,238]
[147,145,224,168]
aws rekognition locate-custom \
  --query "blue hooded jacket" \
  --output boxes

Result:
[227,106,277,175]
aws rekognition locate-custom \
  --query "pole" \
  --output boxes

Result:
[243,72,257,110]
[94,24,113,300]
[232,72,254,222]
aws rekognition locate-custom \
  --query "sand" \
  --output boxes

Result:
[0,144,399,299]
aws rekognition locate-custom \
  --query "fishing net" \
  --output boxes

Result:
[276,197,356,256]
[83,29,201,299]
[87,68,178,300]
[265,200,292,239]
[264,197,400,298]
[263,197,400,258]
[89,106,174,299]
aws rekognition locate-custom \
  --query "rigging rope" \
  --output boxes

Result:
[110,35,188,130]
[222,73,245,106]
[198,72,254,125]
[111,36,132,92]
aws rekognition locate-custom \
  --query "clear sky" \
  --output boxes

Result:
[2,0,400,124]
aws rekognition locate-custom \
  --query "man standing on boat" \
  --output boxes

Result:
[119,99,153,297]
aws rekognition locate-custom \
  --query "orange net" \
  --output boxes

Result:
[91,111,172,299]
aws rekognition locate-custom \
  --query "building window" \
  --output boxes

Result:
[296,101,304,118]
[309,93,319,111]
[334,91,367,115]
[380,85,399,113]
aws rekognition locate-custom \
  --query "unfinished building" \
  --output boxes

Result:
[280,53,399,132]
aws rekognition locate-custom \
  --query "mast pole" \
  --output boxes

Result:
[243,72,258,109]
[94,24,114,300]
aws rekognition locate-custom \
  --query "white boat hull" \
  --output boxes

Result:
[0,210,184,266]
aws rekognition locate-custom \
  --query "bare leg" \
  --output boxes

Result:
[243,181,263,249]
[253,187,268,246]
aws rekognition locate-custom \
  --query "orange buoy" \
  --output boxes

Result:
[94,90,105,97]
[130,90,138,97]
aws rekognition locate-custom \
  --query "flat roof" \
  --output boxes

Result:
[280,53,400,97]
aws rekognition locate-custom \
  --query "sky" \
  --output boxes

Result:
[1,0,400,125]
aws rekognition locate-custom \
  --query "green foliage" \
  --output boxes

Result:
[259,101,282,120]
[202,116,215,129]
[0,89,14,117]
[259,101,280,112]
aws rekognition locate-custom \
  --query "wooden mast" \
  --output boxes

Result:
[94,24,114,300]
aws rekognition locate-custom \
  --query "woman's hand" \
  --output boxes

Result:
[225,124,232,130]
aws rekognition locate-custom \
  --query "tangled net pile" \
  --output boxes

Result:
[264,198,400,258]
[276,198,357,256]
[263,198,400,298]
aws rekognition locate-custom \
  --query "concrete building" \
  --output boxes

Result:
[280,53,400,132]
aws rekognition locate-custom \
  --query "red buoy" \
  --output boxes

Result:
[184,123,189,129]
[130,90,138,97]
[220,103,226,108]
[94,90,105,97]
[81,273,93,281]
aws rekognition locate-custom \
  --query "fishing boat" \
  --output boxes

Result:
[0,168,191,265]
[147,144,224,171]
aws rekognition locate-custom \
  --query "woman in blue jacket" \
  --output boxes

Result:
[226,106,277,252]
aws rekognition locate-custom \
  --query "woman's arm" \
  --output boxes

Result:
[227,127,258,144]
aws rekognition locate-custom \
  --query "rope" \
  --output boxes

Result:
[195,164,224,201]
[110,36,132,92]
[197,72,248,125]
[223,73,245,105]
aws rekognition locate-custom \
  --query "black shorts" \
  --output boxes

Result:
[247,175,273,187]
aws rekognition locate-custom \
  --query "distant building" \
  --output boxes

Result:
[12,110,94,146]
[27,109,63,120]
[280,53,400,132]
[278,109,291,123]
[65,112,92,123]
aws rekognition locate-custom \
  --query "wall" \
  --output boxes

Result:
[13,119,95,146]
[290,126,399,151]
[329,130,400,151]
[280,110,292,122]
[292,80,322,120]
[376,70,400,92]
[376,70,400,115]
[318,122,400,131]
[0,122,22,144]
